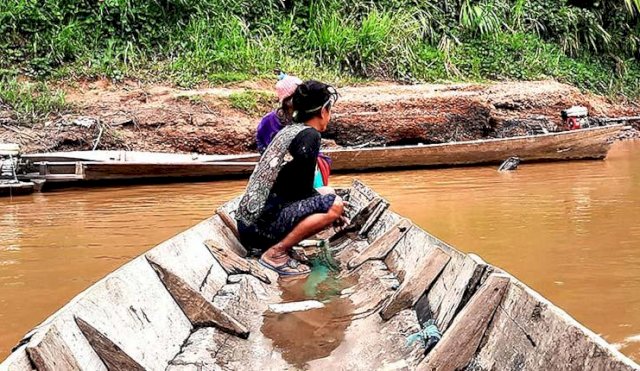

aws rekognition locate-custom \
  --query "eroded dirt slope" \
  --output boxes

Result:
[1,80,638,154]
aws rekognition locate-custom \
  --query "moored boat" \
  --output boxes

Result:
[1,180,637,370]
[1,143,35,196]
[18,125,624,188]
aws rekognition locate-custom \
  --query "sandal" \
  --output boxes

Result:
[259,257,311,276]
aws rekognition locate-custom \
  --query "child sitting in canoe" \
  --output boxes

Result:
[256,73,331,188]
[237,80,346,276]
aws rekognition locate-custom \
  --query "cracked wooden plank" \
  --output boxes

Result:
[414,253,490,332]
[25,324,84,371]
[348,218,412,269]
[75,317,144,371]
[166,328,226,371]
[147,258,249,339]
[146,216,228,301]
[417,273,510,371]
[467,277,639,371]
[358,200,389,238]
[384,226,434,282]
[380,247,450,321]
[204,240,271,284]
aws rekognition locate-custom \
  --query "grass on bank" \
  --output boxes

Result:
[228,90,274,116]
[0,76,68,126]
[0,0,639,122]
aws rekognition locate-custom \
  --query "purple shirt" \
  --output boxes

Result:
[256,111,284,153]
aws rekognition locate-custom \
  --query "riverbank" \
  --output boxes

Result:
[1,80,639,155]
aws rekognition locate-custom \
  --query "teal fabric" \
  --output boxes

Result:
[313,168,324,188]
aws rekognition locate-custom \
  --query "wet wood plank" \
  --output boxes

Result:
[418,273,510,371]
[343,260,399,317]
[380,247,450,320]
[147,258,249,339]
[75,317,144,371]
[348,218,412,269]
[204,240,271,284]
[468,278,639,371]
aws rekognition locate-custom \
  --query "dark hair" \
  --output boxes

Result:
[276,96,294,125]
[291,80,338,123]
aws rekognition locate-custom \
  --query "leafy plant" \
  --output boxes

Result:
[228,90,273,115]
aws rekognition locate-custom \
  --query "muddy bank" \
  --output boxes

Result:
[1,80,638,154]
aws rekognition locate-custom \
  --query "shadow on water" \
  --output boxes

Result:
[260,263,358,368]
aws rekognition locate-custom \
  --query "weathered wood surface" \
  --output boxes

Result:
[342,260,399,317]
[166,328,225,371]
[367,209,402,243]
[216,207,240,240]
[467,277,640,371]
[145,216,228,301]
[75,317,144,371]
[328,125,623,171]
[24,258,192,370]
[310,259,422,370]
[81,162,256,180]
[384,225,435,282]
[172,275,290,370]
[414,252,491,331]
[0,345,34,371]
[348,218,412,269]
[25,324,84,371]
[3,181,639,370]
[418,273,510,371]
[22,126,623,186]
[358,199,389,237]
[380,247,450,320]
[204,240,271,284]
[147,258,249,339]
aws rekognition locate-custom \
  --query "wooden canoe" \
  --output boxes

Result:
[21,125,623,184]
[2,180,637,370]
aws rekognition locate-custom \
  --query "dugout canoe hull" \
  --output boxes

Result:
[20,125,623,185]
[1,180,637,370]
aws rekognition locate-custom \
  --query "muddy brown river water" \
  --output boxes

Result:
[1,141,640,362]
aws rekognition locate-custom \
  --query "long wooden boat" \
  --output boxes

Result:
[2,180,637,370]
[19,125,623,186]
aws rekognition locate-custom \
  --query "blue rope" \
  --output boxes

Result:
[407,319,442,350]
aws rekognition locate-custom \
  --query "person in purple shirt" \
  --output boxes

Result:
[256,74,302,153]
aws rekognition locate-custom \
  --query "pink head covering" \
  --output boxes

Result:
[275,75,302,103]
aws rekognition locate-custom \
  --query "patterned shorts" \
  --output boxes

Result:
[238,193,336,255]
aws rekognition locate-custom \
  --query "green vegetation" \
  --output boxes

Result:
[0,76,68,125]
[228,90,274,116]
[0,0,639,121]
